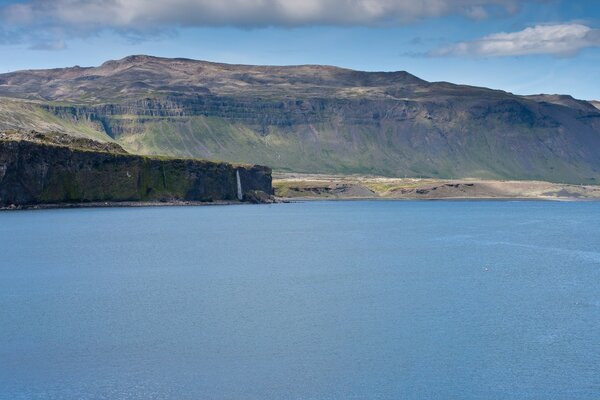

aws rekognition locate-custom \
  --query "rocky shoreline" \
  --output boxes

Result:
[0,198,280,211]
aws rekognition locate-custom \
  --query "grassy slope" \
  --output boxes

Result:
[108,114,598,184]
[0,98,113,143]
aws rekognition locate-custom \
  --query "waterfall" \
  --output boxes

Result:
[236,170,243,201]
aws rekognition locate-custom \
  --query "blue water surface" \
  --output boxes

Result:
[0,201,599,399]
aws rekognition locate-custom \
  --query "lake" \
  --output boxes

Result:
[0,201,599,399]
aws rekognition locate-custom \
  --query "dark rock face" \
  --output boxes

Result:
[0,139,272,207]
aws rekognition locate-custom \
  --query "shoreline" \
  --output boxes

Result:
[277,196,590,202]
[2,195,592,212]
[3,175,599,211]
[0,199,254,212]
[273,173,600,202]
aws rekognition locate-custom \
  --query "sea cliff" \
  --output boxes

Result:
[0,132,272,207]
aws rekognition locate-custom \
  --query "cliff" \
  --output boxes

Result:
[0,133,273,207]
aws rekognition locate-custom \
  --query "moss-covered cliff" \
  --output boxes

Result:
[0,137,272,207]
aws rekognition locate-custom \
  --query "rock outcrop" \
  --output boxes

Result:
[0,134,272,207]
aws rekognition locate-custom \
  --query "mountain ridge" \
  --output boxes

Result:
[0,54,430,103]
[0,55,594,105]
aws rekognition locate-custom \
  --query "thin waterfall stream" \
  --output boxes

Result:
[236,170,243,201]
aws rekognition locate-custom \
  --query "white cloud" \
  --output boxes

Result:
[1,0,532,30]
[430,23,600,57]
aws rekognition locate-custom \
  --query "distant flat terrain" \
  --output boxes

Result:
[274,173,600,200]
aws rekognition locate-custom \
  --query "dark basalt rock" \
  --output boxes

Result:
[0,137,272,207]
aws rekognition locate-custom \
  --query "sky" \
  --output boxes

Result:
[0,0,599,100]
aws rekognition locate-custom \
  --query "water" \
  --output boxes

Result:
[0,201,599,399]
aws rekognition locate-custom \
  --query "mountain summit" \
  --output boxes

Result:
[0,55,427,102]
[1,55,599,183]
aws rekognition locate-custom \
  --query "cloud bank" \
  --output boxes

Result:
[1,0,531,30]
[430,24,600,57]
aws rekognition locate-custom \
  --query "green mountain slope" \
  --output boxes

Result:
[1,55,599,183]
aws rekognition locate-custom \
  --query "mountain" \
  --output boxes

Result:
[1,54,599,183]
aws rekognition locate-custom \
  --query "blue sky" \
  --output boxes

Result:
[0,0,599,99]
